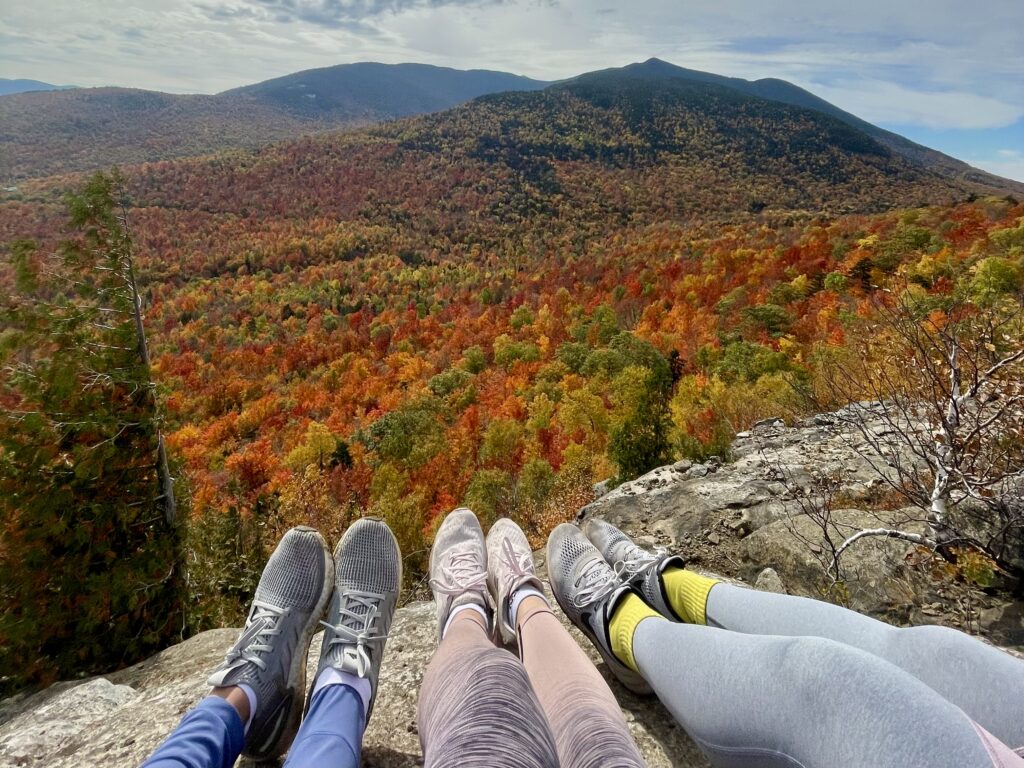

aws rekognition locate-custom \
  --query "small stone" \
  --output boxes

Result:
[707,531,721,545]
[754,567,786,593]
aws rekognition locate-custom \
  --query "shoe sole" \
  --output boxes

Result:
[247,528,335,760]
[549,524,652,696]
[576,612,653,696]
[304,518,403,718]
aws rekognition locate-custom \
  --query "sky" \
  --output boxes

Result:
[3,0,1023,182]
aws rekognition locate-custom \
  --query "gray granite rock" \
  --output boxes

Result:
[754,567,786,593]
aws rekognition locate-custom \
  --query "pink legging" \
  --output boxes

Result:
[417,603,644,768]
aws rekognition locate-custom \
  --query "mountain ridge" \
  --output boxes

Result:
[2,59,1019,198]
[0,78,75,96]
[595,59,1024,197]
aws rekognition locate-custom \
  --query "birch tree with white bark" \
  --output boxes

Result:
[818,265,1024,579]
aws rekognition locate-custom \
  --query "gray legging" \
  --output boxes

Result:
[633,583,1024,768]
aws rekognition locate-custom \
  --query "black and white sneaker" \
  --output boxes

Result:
[584,518,686,621]
[546,523,651,694]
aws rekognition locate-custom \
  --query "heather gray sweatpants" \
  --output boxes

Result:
[633,583,1024,768]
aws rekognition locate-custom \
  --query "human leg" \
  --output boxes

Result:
[141,526,333,766]
[555,523,1016,768]
[487,518,644,768]
[627,603,1015,768]
[704,583,1024,750]
[418,610,561,768]
[587,516,1024,750]
[419,509,559,768]
[282,685,365,768]
[140,697,245,768]
[283,517,402,768]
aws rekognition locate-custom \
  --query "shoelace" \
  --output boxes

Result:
[429,548,488,596]
[616,545,667,580]
[500,536,534,591]
[219,600,288,673]
[571,557,626,609]
[319,590,388,679]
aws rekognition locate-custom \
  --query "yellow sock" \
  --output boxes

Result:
[661,567,719,625]
[609,593,661,672]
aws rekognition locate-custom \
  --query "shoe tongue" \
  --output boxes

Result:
[339,593,373,632]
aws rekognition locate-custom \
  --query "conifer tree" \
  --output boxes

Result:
[0,172,181,695]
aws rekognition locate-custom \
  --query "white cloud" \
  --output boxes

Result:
[973,153,1024,184]
[804,79,1024,130]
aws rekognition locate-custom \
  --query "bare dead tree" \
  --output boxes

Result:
[815,284,1024,577]
[116,178,177,525]
[770,460,846,586]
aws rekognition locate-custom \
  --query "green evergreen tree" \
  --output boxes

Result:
[0,172,181,695]
[608,362,673,483]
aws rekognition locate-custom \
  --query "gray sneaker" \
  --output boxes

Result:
[207,526,333,760]
[584,518,686,621]
[429,508,491,639]
[486,517,545,644]
[546,523,651,694]
[309,518,402,722]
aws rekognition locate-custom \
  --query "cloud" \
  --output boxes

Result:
[806,79,1024,131]
[973,150,1024,183]
[221,0,509,28]
[2,0,1022,130]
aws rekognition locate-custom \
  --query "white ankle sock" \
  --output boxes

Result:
[442,603,489,638]
[508,587,548,628]
[238,683,257,733]
[311,667,373,719]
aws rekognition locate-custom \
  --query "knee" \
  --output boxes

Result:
[420,644,534,713]
[776,636,870,691]
[888,623,972,664]
[897,623,966,646]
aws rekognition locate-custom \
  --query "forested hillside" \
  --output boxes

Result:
[4,58,1018,199]
[0,63,547,181]
[2,66,1023,692]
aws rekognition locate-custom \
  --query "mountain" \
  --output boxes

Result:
[0,78,75,96]
[0,63,548,182]
[222,62,548,119]
[110,66,968,233]
[593,59,1024,196]
[4,58,1019,198]
[4,57,1019,198]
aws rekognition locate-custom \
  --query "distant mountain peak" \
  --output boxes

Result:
[0,79,76,97]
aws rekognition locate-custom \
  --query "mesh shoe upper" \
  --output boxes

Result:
[546,523,651,694]
[312,517,402,721]
[207,526,332,760]
[584,517,686,621]
[429,508,491,639]
[486,517,544,644]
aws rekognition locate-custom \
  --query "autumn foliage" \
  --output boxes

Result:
[1,76,1022,677]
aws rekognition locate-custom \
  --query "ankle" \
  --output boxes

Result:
[510,589,550,629]
[442,602,490,637]
[312,667,373,719]
[660,567,719,625]
[210,684,255,731]
[608,593,661,672]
